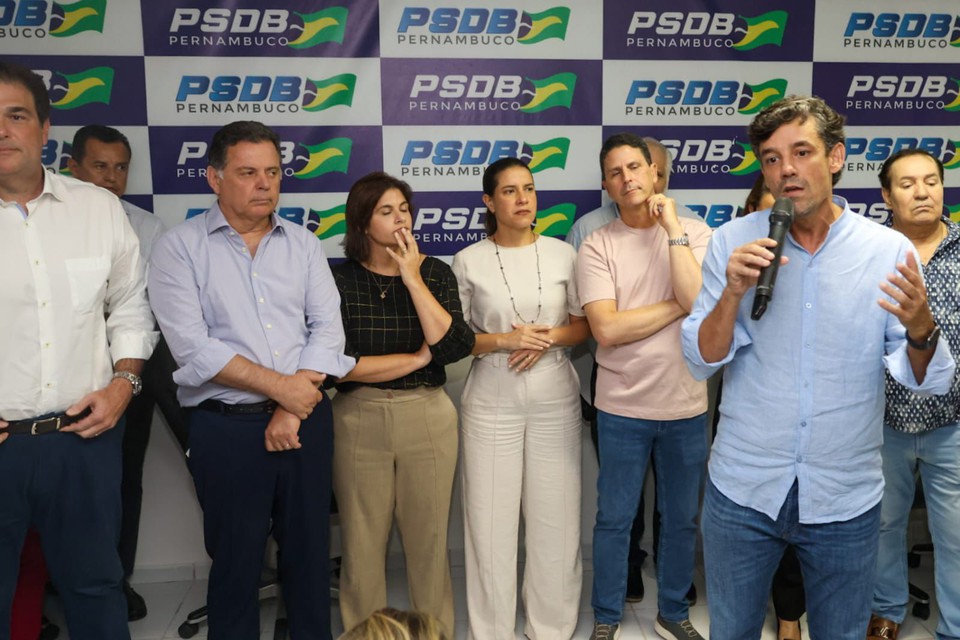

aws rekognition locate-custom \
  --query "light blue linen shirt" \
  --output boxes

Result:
[148,203,355,407]
[681,197,955,524]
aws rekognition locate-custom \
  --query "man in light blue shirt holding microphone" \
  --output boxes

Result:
[681,96,955,640]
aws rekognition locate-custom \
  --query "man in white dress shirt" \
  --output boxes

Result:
[0,60,156,639]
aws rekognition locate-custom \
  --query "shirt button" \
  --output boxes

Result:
[253,272,259,278]
[266,323,273,329]
[800,421,807,427]
[44,342,51,348]
[241,247,247,253]
[259,297,265,304]
[274,351,280,357]
[805,303,812,309]
[796,455,803,463]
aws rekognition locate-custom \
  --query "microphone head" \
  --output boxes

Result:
[771,196,795,223]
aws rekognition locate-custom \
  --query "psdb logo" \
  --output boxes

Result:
[625,78,786,116]
[176,138,353,180]
[846,137,960,171]
[396,6,569,45]
[0,0,106,38]
[843,12,960,48]
[168,6,348,49]
[399,137,569,177]
[662,138,758,179]
[626,10,788,51]
[846,75,960,112]
[410,72,577,114]
[174,73,357,114]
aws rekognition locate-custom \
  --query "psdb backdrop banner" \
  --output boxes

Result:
[2,0,958,259]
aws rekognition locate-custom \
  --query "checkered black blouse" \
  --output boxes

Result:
[332,257,475,391]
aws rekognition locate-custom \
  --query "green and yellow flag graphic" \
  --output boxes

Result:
[527,138,570,173]
[520,72,577,113]
[518,7,570,45]
[51,0,107,37]
[303,74,356,112]
[944,141,960,170]
[293,138,352,179]
[535,203,577,237]
[729,142,760,176]
[50,67,114,109]
[308,205,347,239]
[943,79,960,112]
[732,11,788,51]
[288,7,348,48]
[740,78,787,114]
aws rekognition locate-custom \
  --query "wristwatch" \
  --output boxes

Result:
[906,324,941,351]
[112,371,143,396]
[668,234,690,247]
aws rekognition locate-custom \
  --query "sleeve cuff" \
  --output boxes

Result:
[172,341,238,388]
[109,330,159,363]
[298,348,357,379]
[681,316,747,380]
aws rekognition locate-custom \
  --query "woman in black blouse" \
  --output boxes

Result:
[331,172,474,637]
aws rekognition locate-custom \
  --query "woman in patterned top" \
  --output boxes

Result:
[331,172,474,638]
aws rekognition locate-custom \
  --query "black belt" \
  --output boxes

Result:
[3,408,92,436]
[197,399,277,415]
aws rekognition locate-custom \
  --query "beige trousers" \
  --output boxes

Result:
[460,351,583,640]
[332,386,458,637]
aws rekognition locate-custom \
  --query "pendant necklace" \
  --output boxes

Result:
[368,268,394,300]
[492,234,542,324]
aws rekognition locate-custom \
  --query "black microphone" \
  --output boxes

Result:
[750,197,794,321]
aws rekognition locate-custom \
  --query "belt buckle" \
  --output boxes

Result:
[30,415,61,435]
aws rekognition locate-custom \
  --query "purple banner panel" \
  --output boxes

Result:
[380,58,601,126]
[19,55,146,126]
[142,0,379,58]
[124,195,155,214]
[602,125,760,191]
[411,190,600,257]
[814,62,960,126]
[148,125,383,194]
[603,0,814,61]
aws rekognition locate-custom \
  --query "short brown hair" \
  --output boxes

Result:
[0,60,50,124]
[343,172,414,262]
[747,95,846,186]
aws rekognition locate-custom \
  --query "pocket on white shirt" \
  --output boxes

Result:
[65,256,110,314]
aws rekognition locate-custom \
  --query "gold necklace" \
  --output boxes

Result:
[367,267,395,300]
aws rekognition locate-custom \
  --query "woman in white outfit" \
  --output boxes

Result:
[452,157,589,639]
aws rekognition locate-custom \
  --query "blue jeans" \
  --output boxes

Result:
[591,411,707,624]
[872,424,960,639]
[702,478,881,640]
